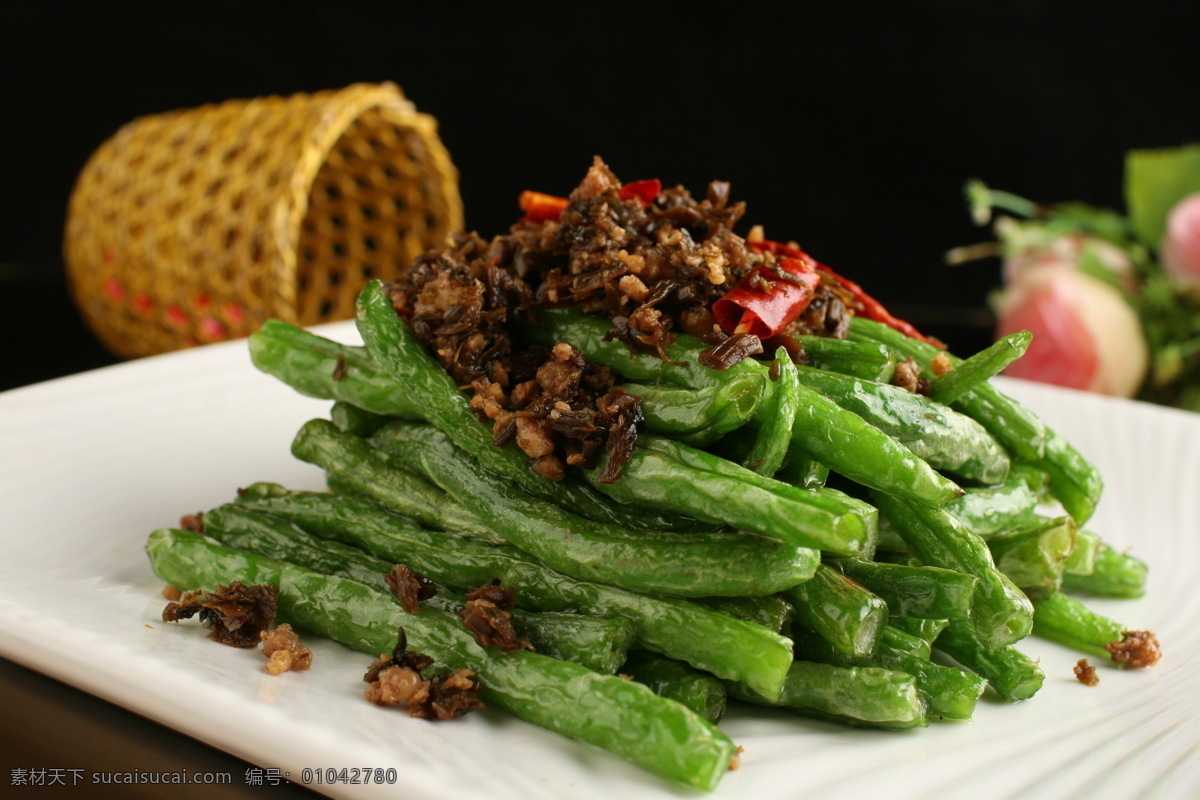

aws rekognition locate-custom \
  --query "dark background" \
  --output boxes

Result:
[3,3,1199,391]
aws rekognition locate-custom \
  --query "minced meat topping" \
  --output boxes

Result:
[1105,630,1162,669]
[260,623,313,675]
[387,157,852,481]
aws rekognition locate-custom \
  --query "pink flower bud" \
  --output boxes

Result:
[996,268,1148,397]
[1161,193,1200,283]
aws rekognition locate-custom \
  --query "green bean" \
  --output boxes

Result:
[435,603,634,677]
[629,372,765,446]
[1026,428,1104,526]
[870,491,1034,648]
[987,516,1076,598]
[1063,528,1102,577]
[874,478,1039,555]
[791,335,896,382]
[354,281,697,533]
[739,348,799,476]
[290,418,497,542]
[775,446,830,489]
[785,564,888,659]
[935,620,1044,702]
[248,320,425,420]
[146,529,736,790]
[826,557,978,620]
[205,500,632,674]
[847,316,1047,461]
[229,487,795,698]
[788,381,964,507]
[887,616,949,647]
[330,400,393,437]
[697,595,794,634]
[728,661,927,729]
[620,651,728,724]
[1032,592,1159,666]
[1063,540,1148,598]
[585,434,875,557]
[792,626,986,721]
[203,501,395,586]
[370,420,819,597]
[929,330,1032,405]
[790,365,1010,485]
[945,476,1040,537]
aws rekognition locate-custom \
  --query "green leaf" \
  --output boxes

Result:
[1124,144,1200,248]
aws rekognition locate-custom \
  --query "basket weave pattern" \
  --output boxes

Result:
[65,82,462,358]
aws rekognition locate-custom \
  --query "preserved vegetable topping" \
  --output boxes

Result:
[363,628,484,720]
[161,581,278,648]
[458,580,534,652]
[385,564,438,615]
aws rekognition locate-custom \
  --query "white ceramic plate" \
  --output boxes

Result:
[2,322,1197,800]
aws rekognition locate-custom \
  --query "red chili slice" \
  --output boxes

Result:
[747,238,940,346]
[617,179,662,205]
[712,256,821,338]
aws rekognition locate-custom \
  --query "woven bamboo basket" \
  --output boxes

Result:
[64,82,463,358]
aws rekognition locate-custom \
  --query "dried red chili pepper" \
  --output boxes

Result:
[712,256,821,338]
[518,179,661,224]
[518,191,569,223]
[747,239,940,346]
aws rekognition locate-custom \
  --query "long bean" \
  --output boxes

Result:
[249,320,424,420]
[785,564,888,659]
[826,557,978,620]
[728,661,927,729]
[792,626,987,721]
[935,620,1045,702]
[987,515,1076,598]
[1031,591,1160,667]
[207,501,633,673]
[929,330,1031,405]
[368,420,820,596]
[1063,540,1148,598]
[146,529,736,790]
[289,417,497,542]
[629,373,765,446]
[847,316,1047,461]
[738,348,799,476]
[871,491,1034,648]
[585,434,876,557]
[620,651,728,724]
[790,365,1011,485]
[227,487,796,698]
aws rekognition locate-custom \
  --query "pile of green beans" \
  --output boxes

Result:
[145,279,1158,791]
